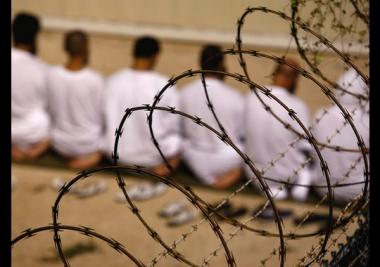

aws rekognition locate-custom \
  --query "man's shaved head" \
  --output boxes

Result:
[273,57,299,76]
[272,56,300,94]
[64,30,88,58]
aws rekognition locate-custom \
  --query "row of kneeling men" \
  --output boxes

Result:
[12,13,369,203]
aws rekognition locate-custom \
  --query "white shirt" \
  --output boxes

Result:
[180,78,245,184]
[244,85,311,191]
[103,68,181,167]
[312,69,369,201]
[12,48,50,148]
[46,66,104,156]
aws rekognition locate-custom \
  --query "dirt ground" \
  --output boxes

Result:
[11,164,359,267]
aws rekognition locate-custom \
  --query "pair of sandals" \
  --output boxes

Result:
[252,203,338,231]
[252,203,294,220]
[114,182,168,202]
[159,200,197,227]
[115,183,196,226]
[51,177,108,198]
[52,178,168,201]
[114,183,196,226]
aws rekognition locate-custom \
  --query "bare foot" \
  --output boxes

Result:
[152,164,172,177]
[12,146,27,162]
[25,139,50,159]
[67,152,102,169]
[151,156,180,177]
[212,168,242,189]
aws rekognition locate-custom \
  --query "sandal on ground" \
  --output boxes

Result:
[51,177,107,198]
[218,206,248,220]
[210,201,232,212]
[114,182,167,202]
[153,182,168,196]
[252,204,293,220]
[114,183,154,202]
[210,202,247,220]
[73,180,107,198]
[159,200,187,218]
[167,209,197,227]
[293,213,338,225]
[51,177,70,191]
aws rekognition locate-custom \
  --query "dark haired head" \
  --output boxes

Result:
[200,45,224,71]
[133,36,160,58]
[200,45,226,80]
[64,30,88,60]
[12,13,40,53]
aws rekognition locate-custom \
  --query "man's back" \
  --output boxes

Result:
[312,107,368,185]
[244,86,310,180]
[12,48,47,115]
[311,69,369,201]
[179,77,244,186]
[47,65,104,156]
[180,78,244,151]
[103,68,180,166]
[11,48,50,146]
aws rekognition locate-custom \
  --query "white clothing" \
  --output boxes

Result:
[180,78,245,184]
[312,69,369,202]
[103,69,181,167]
[334,68,369,109]
[11,48,50,147]
[244,86,311,198]
[46,66,104,157]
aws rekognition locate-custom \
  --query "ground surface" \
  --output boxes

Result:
[12,163,357,267]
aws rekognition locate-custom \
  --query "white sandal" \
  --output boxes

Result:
[114,183,154,202]
[51,177,107,198]
[74,181,107,198]
[167,209,197,227]
[114,182,168,202]
[153,182,168,196]
[159,200,187,218]
[51,177,68,191]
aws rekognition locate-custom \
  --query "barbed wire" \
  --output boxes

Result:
[137,67,366,266]
[141,50,366,266]
[298,197,369,266]
[11,224,146,266]
[145,69,338,266]
[233,8,368,262]
[246,158,367,266]
[12,99,367,266]
[12,2,369,266]
[290,0,369,101]
[197,123,367,266]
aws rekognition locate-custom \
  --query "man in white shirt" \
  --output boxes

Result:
[47,30,104,169]
[244,57,312,200]
[311,68,369,203]
[103,36,181,176]
[180,45,244,189]
[12,13,50,161]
